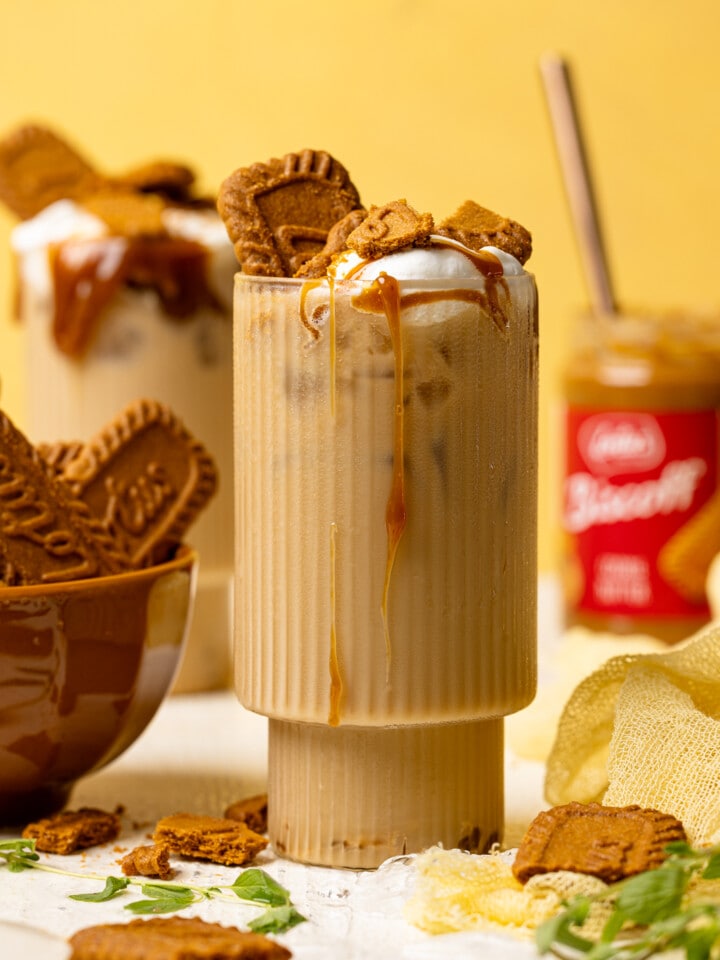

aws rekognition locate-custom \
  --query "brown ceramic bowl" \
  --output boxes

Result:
[0,546,197,824]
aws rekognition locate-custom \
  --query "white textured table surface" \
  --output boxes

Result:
[0,580,561,959]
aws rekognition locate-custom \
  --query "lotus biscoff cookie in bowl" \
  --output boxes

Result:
[0,399,217,823]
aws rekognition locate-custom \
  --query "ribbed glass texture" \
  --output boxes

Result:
[234,273,538,727]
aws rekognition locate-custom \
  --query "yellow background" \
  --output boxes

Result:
[1,0,719,573]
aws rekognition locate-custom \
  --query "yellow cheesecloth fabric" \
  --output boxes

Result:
[544,624,720,846]
[403,846,610,937]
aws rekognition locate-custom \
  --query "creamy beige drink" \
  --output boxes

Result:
[12,202,236,692]
[0,125,237,692]
[234,236,538,865]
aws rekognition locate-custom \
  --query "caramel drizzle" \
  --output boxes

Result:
[336,236,512,333]
[375,273,406,679]
[327,521,343,726]
[311,243,515,716]
[329,275,337,417]
[49,235,222,358]
[298,279,323,339]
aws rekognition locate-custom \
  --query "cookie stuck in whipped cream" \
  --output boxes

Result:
[218,149,532,280]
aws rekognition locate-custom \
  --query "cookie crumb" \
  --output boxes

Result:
[120,843,174,880]
[224,793,268,834]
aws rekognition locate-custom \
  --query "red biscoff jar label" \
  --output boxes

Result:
[563,407,718,618]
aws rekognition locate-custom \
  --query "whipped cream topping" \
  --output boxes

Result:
[11,199,232,253]
[330,235,526,282]
[11,199,236,311]
[11,199,106,254]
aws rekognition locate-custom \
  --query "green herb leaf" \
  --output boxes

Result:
[0,835,306,929]
[702,849,720,880]
[248,904,307,934]
[123,882,197,914]
[231,868,291,906]
[0,838,38,856]
[124,896,194,915]
[615,862,686,924]
[0,838,40,871]
[69,876,130,902]
[536,897,593,954]
[683,924,720,960]
[138,882,196,902]
[535,844,720,960]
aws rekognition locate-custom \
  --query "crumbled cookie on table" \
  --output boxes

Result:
[120,843,174,880]
[23,807,121,855]
[224,793,268,835]
[153,812,268,866]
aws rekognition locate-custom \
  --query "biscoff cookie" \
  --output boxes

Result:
[120,843,174,880]
[0,410,130,585]
[61,399,218,567]
[512,801,686,884]
[116,159,196,201]
[23,807,121,855]
[345,200,434,259]
[224,793,269,835]
[37,439,85,476]
[153,812,268,866]
[82,188,168,238]
[68,916,292,960]
[0,124,104,220]
[437,199,532,264]
[218,148,362,277]
[295,207,367,278]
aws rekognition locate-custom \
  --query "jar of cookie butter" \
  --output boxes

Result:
[562,309,720,642]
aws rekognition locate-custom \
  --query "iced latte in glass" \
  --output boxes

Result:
[221,154,537,867]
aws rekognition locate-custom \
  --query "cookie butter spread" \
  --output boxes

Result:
[563,308,720,642]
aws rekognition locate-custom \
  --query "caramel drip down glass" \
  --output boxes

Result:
[233,270,538,868]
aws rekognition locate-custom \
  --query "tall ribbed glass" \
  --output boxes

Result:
[234,271,538,866]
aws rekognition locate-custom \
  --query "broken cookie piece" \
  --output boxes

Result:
[22,806,121,854]
[345,200,434,259]
[512,801,687,884]
[0,124,104,220]
[120,843,174,880]
[82,188,168,238]
[437,199,532,265]
[68,916,292,960]
[115,160,197,202]
[153,812,268,866]
[218,149,362,276]
[224,793,269,835]
[295,207,367,278]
